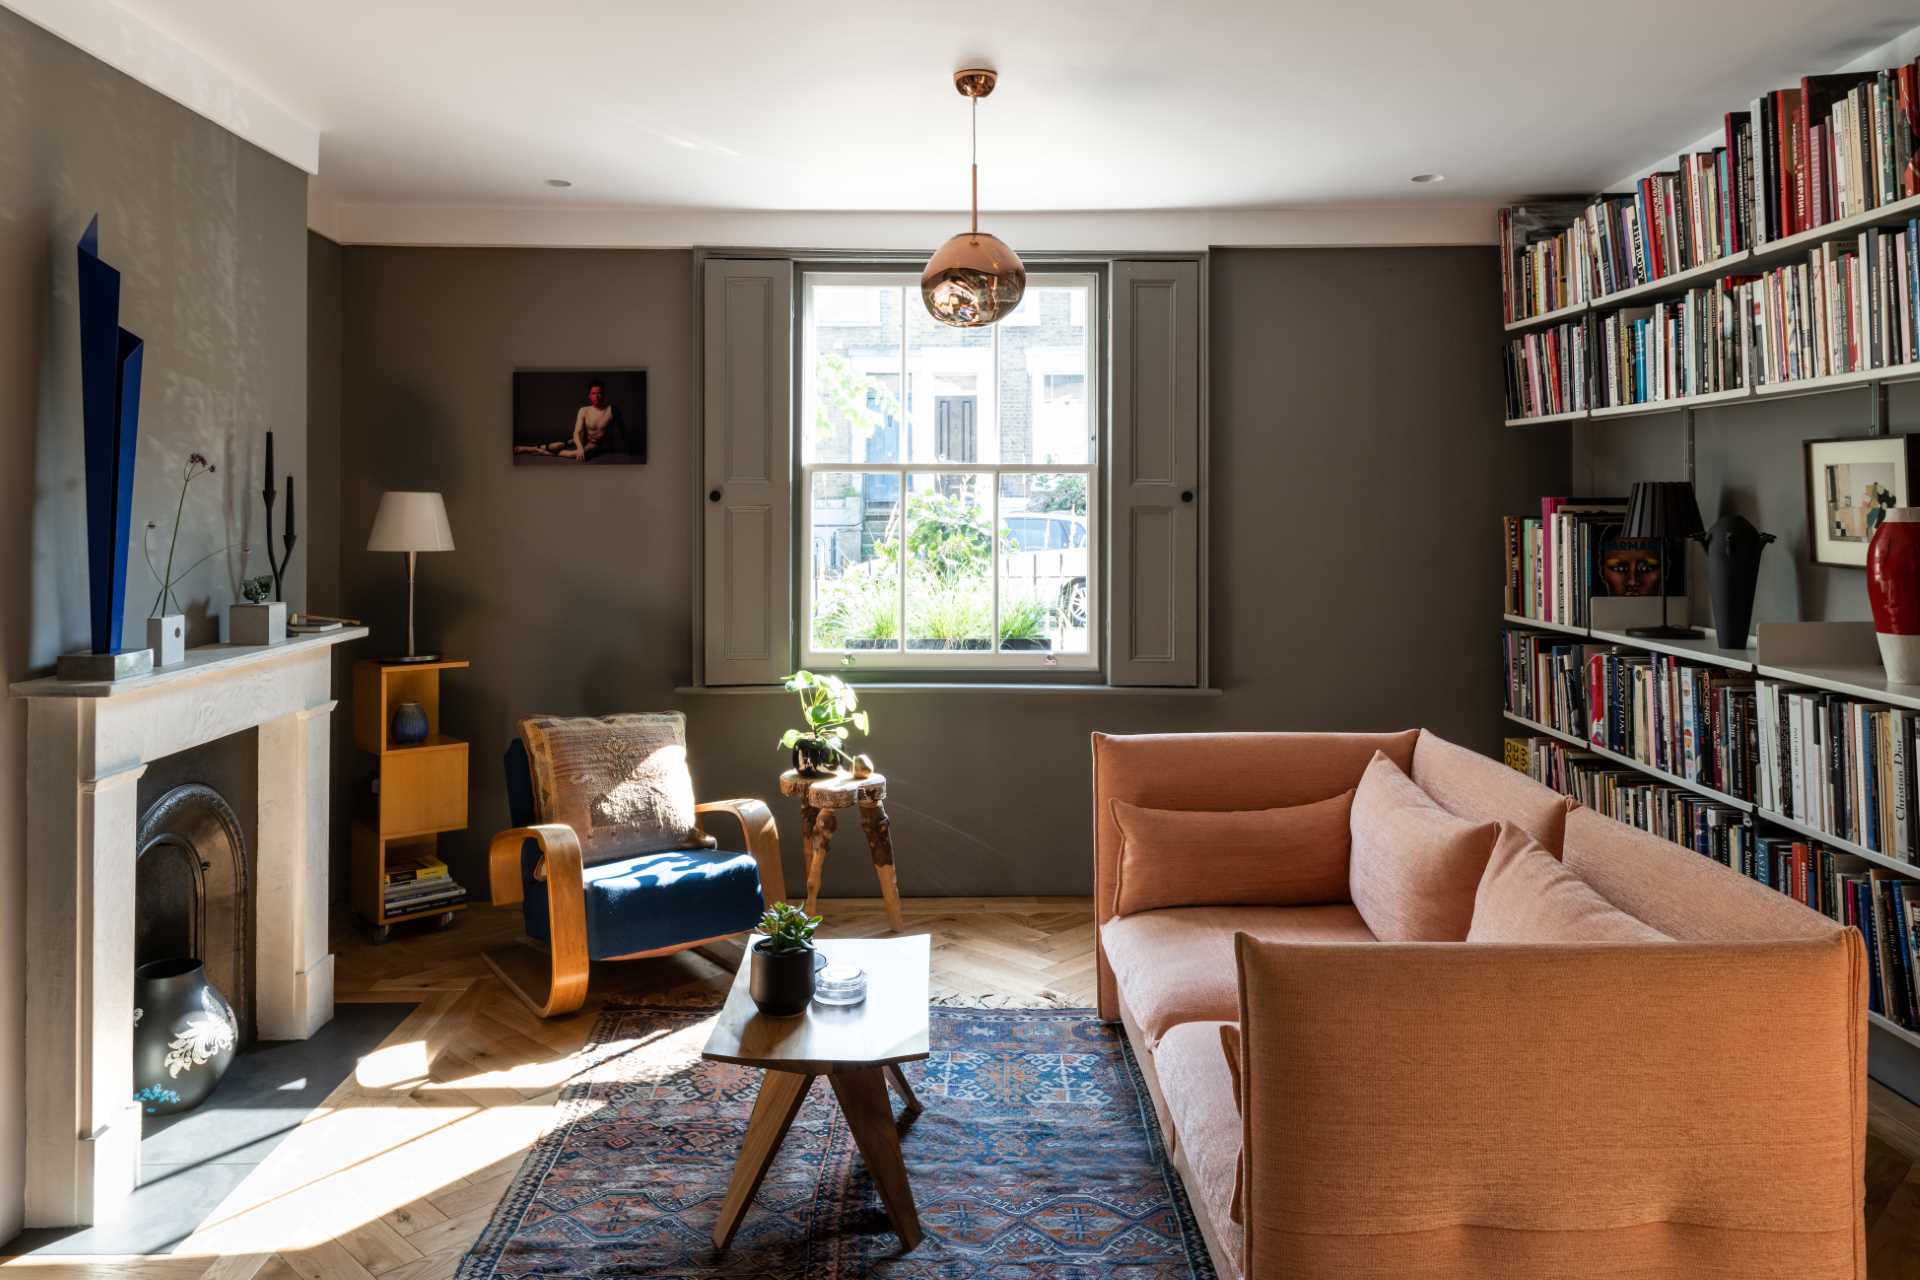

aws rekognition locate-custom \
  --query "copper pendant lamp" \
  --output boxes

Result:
[921,67,1026,327]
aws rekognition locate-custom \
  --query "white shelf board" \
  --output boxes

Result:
[1747,192,1920,271]
[1871,1011,1920,1051]
[10,627,370,699]
[1504,408,1587,428]
[1588,385,1752,419]
[1586,626,1757,671]
[1500,709,1588,749]
[1503,299,1587,334]
[1753,662,1920,715]
[1501,612,1590,638]
[1753,805,1918,876]
[1590,251,1749,310]
[1753,361,1920,401]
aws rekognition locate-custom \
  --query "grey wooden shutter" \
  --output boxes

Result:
[1109,260,1200,686]
[702,258,794,685]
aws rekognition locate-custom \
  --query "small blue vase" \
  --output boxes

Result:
[391,701,429,746]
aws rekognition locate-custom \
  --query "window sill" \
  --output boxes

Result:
[674,683,1222,697]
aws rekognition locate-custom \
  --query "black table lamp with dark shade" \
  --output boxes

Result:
[1622,480,1703,639]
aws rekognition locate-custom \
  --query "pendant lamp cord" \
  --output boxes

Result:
[970,95,979,236]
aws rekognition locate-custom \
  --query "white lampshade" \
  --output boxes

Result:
[366,491,454,553]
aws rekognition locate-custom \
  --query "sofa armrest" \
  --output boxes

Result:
[1232,934,1867,1280]
[696,798,787,907]
[1089,729,1417,1018]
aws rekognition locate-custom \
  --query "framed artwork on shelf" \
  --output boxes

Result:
[511,369,647,466]
[1804,434,1919,567]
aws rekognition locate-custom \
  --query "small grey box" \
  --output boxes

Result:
[55,648,154,681]
[229,601,287,646]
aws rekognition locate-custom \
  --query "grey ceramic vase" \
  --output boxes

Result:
[133,958,237,1116]
[391,701,430,746]
[1692,514,1776,649]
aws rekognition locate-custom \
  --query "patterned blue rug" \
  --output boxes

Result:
[458,1004,1216,1278]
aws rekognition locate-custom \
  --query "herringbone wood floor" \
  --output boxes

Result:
[5,899,1920,1277]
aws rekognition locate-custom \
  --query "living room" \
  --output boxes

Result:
[3,1,1920,1277]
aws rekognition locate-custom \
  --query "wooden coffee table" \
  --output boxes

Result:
[703,934,931,1251]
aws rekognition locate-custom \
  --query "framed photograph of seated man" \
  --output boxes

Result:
[512,369,647,466]
[1804,434,1919,567]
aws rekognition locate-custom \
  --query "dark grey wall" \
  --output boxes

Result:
[1574,385,1920,629]
[0,7,310,1239]
[333,243,1567,899]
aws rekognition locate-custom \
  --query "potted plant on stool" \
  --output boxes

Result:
[750,902,822,1017]
[778,669,870,777]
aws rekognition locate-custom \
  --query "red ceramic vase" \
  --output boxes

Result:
[1868,508,1920,683]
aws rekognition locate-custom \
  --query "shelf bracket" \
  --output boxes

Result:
[1682,409,1696,484]
[1870,380,1890,437]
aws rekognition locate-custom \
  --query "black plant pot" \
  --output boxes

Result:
[749,940,817,1017]
[133,957,237,1116]
[1693,515,1776,649]
[791,739,841,778]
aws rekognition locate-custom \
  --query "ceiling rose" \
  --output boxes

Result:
[920,67,1026,328]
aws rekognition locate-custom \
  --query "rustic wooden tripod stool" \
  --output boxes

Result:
[779,769,905,932]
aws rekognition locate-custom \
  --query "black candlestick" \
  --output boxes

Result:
[261,433,297,602]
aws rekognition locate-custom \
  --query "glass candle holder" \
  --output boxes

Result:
[813,962,868,1006]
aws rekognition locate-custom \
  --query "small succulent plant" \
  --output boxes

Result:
[754,902,821,954]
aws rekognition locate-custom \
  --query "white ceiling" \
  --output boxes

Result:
[27,1,1920,240]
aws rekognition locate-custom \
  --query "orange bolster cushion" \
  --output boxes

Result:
[1110,790,1354,916]
[1348,751,1500,941]
[1468,822,1671,943]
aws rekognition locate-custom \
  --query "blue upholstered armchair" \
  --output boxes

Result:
[485,738,786,1017]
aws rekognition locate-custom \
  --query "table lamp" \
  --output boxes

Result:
[367,491,454,662]
[1622,480,1702,639]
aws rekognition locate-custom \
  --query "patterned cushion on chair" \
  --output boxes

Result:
[523,846,765,961]
[518,712,711,864]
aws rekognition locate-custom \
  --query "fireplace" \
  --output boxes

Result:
[136,784,252,1043]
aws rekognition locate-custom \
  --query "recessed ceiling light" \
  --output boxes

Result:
[544,178,573,188]
[1410,173,1445,184]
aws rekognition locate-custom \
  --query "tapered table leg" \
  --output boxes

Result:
[858,800,906,932]
[802,804,833,916]
[830,1067,922,1250]
[884,1062,922,1117]
[712,1070,814,1251]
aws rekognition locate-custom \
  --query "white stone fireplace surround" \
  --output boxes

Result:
[10,628,366,1227]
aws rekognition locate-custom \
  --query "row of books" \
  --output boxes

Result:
[1754,680,1920,863]
[1501,630,1583,734]
[1586,650,1758,802]
[1501,321,1588,420]
[1749,221,1920,387]
[1499,57,1920,323]
[1508,735,1920,1031]
[1499,498,1630,625]
[1592,279,1750,408]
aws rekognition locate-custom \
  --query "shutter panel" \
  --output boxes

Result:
[702,259,794,685]
[1108,260,1200,686]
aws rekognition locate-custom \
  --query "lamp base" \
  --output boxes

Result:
[380,652,442,665]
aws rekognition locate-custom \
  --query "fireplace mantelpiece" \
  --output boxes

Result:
[10,627,367,1227]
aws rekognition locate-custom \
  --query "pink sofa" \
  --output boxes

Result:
[1093,728,1867,1280]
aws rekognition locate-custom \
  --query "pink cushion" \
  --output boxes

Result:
[1154,1020,1245,1269]
[1468,824,1670,943]
[1349,751,1500,941]
[1105,904,1375,1044]
[1412,728,1575,855]
[1111,789,1353,917]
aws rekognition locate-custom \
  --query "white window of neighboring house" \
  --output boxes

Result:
[798,271,1100,670]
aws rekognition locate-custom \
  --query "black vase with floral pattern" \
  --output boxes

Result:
[132,958,237,1116]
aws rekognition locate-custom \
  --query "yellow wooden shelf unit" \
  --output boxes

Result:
[352,658,471,937]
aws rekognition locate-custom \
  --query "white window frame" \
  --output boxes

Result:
[798,270,1102,673]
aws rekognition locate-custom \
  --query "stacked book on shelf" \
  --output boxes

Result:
[1503,322,1587,419]
[1758,67,1920,244]
[1501,628,1585,734]
[1754,679,1920,862]
[382,852,467,918]
[1748,221,1919,386]
[1585,154,1744,298]
[1500,497,1627,624]
[1499,201,1591,323]
[1592,279,1751,407]
[1587,649,1758,801]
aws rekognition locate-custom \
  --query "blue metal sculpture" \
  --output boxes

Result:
[76,215,144,656]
